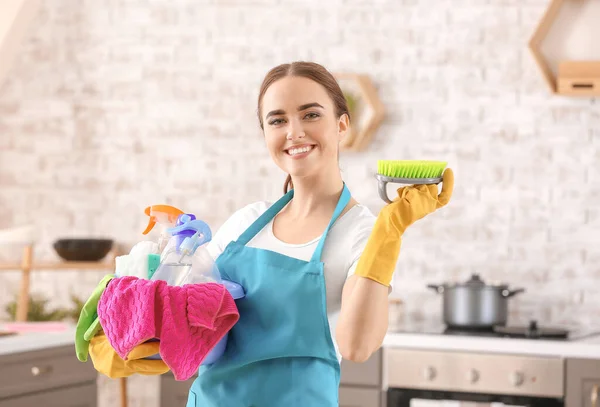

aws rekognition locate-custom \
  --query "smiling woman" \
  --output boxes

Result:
[174,61,454,407]
[177,62,384,407]
[256,62,351,194]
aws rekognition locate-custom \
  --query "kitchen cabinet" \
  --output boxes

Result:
[160,374,196,407]
[339,387,381,407]
[0,344,97,406]
[159,350,384,406]
[0,382,96,407]
[566,358,600,407]
[340,349,384,407]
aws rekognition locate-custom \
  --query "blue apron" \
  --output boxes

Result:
[186,184,351,407]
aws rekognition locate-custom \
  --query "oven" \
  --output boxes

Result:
[384,348,565,407]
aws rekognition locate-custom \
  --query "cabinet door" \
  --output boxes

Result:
[0,345,97,399]
[0,382,96,407]
[339,386,381,407]
[160,374,196,407]
[566,358,600,407]
[583,381,600,407]
[340,349,382,387]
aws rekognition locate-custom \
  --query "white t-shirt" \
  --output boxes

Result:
[205,201,376,363]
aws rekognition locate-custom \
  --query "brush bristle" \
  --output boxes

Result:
[377,160,447,179]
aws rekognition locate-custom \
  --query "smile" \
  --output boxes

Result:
[285,145,315,157]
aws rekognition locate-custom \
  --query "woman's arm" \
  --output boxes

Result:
[336,169,454,363]
[336,275,389,363]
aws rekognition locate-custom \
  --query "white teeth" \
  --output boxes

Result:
[288,146,313,156]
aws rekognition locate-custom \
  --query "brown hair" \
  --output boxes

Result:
[256,61,351,194]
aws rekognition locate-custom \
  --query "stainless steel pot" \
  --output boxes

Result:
[427,274,525,328]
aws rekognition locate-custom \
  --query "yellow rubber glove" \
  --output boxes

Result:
[88,331,170,379]
[355,168,454,286]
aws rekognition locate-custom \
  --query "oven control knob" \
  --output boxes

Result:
[466,369,480,383]
[509,371,525,386]
[422,366,436,381]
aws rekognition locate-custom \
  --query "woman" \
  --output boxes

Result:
[188,61,453,407]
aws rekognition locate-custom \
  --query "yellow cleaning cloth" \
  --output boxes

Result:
[89,331,170,378]
[355,168,454,286]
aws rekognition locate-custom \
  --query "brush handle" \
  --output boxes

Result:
[376,174,443,204]
[377,178,393,204]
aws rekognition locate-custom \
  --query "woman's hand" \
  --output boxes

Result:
[382,167,454,234]
[353,168,454,287]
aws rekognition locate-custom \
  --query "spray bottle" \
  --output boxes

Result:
[150,214,222,286]
[115,205,184,278]
[142,204,185,253]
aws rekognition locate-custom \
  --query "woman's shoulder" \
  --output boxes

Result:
[217,200,272,236]
[206,200,273,259]
[335,202,376,244]
[344,202,377,227]
[231,200,272,222]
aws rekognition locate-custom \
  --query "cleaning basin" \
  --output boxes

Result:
[145,279,245,364]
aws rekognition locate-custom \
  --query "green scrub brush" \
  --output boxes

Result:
[376,160,447,203]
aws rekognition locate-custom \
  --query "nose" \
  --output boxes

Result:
[286,120,305,140]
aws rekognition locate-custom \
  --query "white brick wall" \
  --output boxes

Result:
[0,0,599,405]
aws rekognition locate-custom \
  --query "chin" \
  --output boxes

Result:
[285,168,320,181]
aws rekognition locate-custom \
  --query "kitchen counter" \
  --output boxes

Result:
[383,329,600,359]
[0,325,76,356]
[4,322,599,360]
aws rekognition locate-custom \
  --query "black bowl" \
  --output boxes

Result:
[53,238,114,262]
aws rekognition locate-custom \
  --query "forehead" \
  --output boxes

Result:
[262,76,332,112]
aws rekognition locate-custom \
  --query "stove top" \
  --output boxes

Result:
[391,320,600,341]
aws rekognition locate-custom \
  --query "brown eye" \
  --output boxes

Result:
[268,118,285,125]
[304,112,320,119]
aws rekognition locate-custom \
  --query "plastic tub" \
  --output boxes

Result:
[200,279,244,364]
[144,279,245,362]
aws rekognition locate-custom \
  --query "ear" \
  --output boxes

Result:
[337,113,350,143]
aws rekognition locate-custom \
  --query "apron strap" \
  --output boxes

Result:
[310,183,351,263]
[236,183,351,264]
[236,189,295,246]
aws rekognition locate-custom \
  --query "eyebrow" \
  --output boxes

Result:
[265,102,324,119]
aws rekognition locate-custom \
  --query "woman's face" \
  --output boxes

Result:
[261,76,348,181]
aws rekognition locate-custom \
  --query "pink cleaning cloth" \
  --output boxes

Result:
[97,276,239,381]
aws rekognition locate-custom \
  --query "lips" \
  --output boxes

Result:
[284,144,316,157]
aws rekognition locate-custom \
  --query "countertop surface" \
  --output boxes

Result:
[0,324,76,356]
[383,322,600,359]
[3,322,600,360]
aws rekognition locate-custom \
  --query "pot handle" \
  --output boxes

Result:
[427,284,444,294]
[502,288,525,298]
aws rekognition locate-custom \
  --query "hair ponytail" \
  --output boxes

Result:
[283,174,293,194]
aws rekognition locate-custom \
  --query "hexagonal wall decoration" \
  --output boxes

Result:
[528,0,600,96]
[334,73,385,151]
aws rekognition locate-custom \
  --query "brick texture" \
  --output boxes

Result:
[1,0,599,405]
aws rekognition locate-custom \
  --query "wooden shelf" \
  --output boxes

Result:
[0,261,116,271]
[557,60,600,96]
[0,250,118,272]
[2,246,118,322]
[528,0,600,96]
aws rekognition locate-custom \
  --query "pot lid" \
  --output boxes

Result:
[464,274,485,286]
[430,274,510,289]
[459,274,508,288]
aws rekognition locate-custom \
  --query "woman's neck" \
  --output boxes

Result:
[285,171,344,219]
